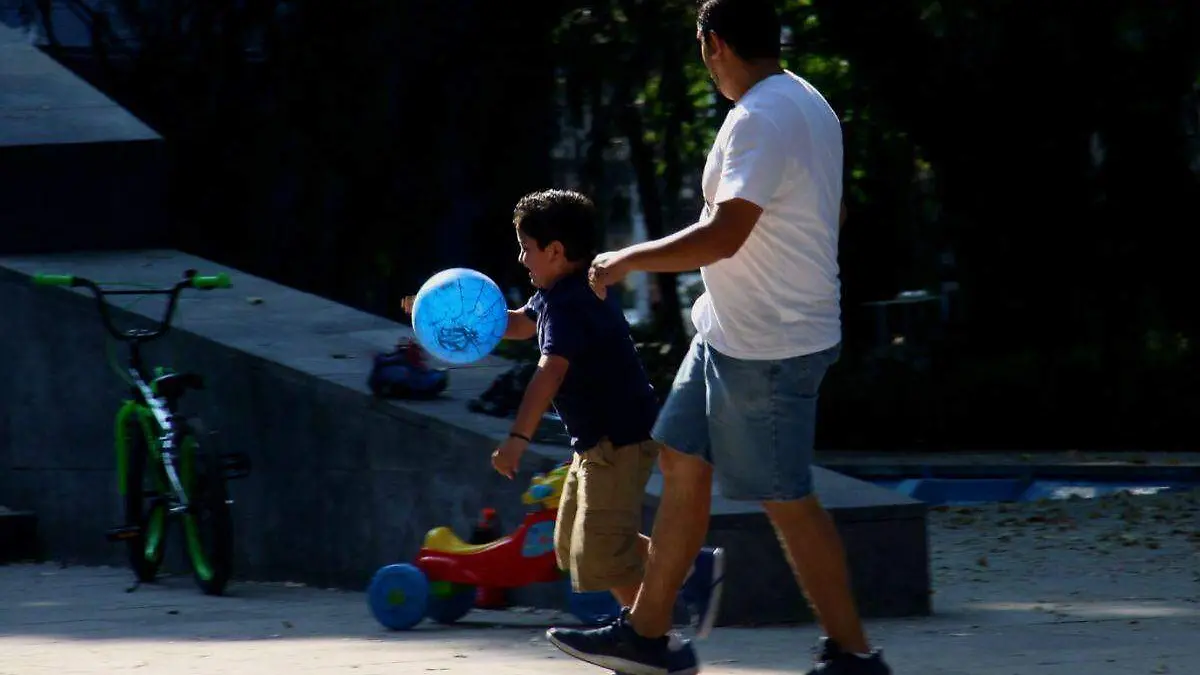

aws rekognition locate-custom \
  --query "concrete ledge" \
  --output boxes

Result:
[644,468,931,626]
[0,23,168,254]
[0,250,554,587]
[0,249,929,625]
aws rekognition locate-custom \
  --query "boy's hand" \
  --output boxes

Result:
[401,295,416,315]
[492,436,528,479]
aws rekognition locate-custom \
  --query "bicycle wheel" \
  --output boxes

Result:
[118,411,169,582]
[179,433,234,596]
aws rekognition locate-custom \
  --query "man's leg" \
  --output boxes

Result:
[628,447,712,637]
[763,497,868,653]
[724,344,886,674]
[618,530,726,635]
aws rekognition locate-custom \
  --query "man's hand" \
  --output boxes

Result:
[401,295,416,315]
[492,435,528,479]
[588,250,633,300]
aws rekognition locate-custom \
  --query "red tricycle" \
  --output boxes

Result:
[367,463,621,630]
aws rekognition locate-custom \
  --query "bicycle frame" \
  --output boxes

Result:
[68,271,211,514]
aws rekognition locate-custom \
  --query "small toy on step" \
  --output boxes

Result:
[367,339,449,399]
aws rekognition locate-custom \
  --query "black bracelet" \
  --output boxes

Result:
[508,431,532,443]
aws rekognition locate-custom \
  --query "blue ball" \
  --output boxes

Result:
[412,268,508,365]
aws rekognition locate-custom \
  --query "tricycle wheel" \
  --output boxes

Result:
[367,564,430,630]
[426,581,476,624]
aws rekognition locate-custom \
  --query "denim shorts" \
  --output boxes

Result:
[651,335,841,502]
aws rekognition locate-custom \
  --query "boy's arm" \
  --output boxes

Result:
[504,309,536,340]
[508,354,568,440]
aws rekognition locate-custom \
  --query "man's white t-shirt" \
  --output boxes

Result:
[691,70,843,361]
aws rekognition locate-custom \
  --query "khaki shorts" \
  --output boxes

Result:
[554,438,660,593]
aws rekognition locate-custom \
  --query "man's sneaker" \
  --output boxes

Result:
[806,637,891,675]
[679,547,725,638]
[546,609,699,675]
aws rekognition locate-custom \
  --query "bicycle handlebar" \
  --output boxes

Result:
[32,272,231,290]
[32,273,76,287]
[31,269,232,342]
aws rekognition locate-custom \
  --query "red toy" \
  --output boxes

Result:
[468,508,509,609]
[367,463,620,630]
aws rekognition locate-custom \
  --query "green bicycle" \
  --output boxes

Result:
[32,269,252,595]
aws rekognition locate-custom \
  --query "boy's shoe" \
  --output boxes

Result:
[806,638,892,675]
[679,547,725,639]
[546,609,699,675]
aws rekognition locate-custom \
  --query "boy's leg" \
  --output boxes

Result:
[555,453,583,587]
[547,336,712,675]
[568,439,658,602]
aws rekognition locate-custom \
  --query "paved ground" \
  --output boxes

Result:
[2,488,1197,675]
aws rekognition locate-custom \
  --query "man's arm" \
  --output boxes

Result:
[508,354,568,439]
[612,112,785,274]
[504,310,536,340]
[616,198,765,273]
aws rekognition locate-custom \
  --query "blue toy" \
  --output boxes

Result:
[412,268,508,365]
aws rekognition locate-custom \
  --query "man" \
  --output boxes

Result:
[545,2,892,675]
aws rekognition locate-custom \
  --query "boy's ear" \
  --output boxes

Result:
[546,240,566,260]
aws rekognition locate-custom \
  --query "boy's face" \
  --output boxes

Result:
[515,224,565,288]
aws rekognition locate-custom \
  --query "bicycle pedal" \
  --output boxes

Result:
[105,525,141,542]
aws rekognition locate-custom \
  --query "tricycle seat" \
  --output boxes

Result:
[422,526,507,556]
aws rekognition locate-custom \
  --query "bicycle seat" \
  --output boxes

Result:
[422,526,507,556]
[153,372,205,400]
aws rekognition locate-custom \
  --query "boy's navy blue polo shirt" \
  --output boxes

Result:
[523,271,659,451]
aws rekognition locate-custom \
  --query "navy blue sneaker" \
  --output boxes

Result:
[679,547,725,638]
[807,637,891,675]
[546,609,699,675]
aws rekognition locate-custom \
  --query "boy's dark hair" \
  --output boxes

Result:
[513,189,597,263]
[697,0,782,61]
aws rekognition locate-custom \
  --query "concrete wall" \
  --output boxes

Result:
[0,249,930,625]
[1,23,170,255]
[0,251,562,589]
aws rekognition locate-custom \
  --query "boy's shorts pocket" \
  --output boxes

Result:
[560,439,659,592]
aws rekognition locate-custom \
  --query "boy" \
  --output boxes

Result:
[403,189,724,644]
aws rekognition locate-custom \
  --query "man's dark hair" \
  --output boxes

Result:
[513,189,597,263]
[697,0,782,60]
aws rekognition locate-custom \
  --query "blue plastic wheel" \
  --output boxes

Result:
[367,564,430,630]
[426,581,477,625]
[567,582,622,626]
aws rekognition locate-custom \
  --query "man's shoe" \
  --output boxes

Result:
[806,637,892,675]
[546,609,699,675]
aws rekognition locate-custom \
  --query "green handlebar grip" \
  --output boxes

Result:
[32,273,75,287]
[192,272,232,289]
